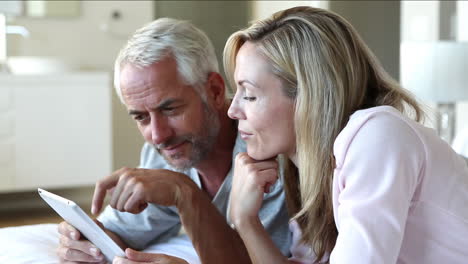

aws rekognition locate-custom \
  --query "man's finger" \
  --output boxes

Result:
[125,248,158,262]
[124,191,146,214]
[114,179,136,212]
[125,249,189,264]
[110,170,137,211]
[57,246,104,263]
[57,221,80,240]
[92,168,126,215]
[126,248,179,262]
[59,235,103,259]
[113,256,148,264]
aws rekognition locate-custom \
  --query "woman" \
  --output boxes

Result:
[225,6,468,264]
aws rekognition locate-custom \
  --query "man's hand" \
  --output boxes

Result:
[113,248,189,264]
[57,221,106,263]
[92,167,196,215]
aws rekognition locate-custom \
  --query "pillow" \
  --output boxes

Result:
[0,224,59,264]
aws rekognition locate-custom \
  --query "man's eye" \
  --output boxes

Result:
[133,115,148,122]
[162,106,179,114]
[242,96,256,102]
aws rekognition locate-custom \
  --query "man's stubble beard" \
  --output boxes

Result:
[154,102,221,172]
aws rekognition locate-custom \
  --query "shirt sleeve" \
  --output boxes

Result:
[98,204,181,250]
[288,220,318,263]
[331,112,425,263]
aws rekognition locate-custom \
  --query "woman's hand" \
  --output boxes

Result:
[92,168,196,215]
[229,153,279,229]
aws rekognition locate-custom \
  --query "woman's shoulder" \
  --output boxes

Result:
[333,106,425,168]
[347,105,410,127]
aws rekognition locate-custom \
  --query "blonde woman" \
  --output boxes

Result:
[225,6,468,264]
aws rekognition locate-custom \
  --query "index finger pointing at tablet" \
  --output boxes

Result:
[91,168,126,215]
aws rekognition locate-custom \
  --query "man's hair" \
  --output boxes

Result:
[224,6,423,261]
[114,18,219,103]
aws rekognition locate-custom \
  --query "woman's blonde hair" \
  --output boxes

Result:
[224,6,423,261]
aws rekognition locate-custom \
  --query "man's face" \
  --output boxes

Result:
[119,57,220,170]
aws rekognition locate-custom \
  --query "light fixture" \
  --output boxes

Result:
[400,41,468,143]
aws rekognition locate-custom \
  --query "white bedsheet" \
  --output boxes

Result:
[0,224,200,264]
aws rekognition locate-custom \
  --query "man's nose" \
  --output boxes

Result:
[149,115,173,145]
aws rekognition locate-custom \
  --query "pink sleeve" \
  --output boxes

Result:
[331,112,424,263]
[288,220,318,264]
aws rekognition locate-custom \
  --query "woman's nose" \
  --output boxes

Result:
[228,98,245,120]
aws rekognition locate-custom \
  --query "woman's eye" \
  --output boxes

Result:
[242,96,256,102]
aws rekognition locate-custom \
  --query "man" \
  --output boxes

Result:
[57,18,291,264]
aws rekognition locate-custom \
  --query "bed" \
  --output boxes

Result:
[0,223,200,264]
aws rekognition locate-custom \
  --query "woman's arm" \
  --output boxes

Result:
[235,215,290,264]
[229,153,293,264]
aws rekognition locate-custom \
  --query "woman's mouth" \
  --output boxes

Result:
[238,130,253,140]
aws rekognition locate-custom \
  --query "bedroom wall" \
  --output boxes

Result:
[328,1,401,81]
[455,1,468,138]
[1,1,152,211]
[1,1,251,212]
[8,0,152,173]
[401,1,468,138]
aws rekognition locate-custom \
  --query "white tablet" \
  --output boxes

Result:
[38,188,125,261]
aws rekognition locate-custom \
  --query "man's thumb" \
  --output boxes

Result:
[126,248,156,262]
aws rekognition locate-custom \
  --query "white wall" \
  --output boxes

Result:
[457,1,468,41]
[8,1,152,171]
[401,0,468,138]
[401,1,439,41]
[8,0,153,71]
[250,1,328,21]
[456,1,468,136]
[1,1,152,210]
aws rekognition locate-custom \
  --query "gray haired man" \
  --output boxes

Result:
[56,18,291,264]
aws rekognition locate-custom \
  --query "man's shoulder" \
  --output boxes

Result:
[139,143,199,181]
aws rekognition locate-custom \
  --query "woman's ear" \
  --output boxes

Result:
[204,72,226,109]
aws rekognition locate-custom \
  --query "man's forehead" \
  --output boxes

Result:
[120,65,187,97]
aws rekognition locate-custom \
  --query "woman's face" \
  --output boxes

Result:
[228,41,296,160]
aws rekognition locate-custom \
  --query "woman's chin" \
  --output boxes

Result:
[247,149,278,161]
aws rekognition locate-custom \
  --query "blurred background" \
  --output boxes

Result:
[0,0,467,226]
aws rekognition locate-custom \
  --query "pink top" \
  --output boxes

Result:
[289,106,468,263]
